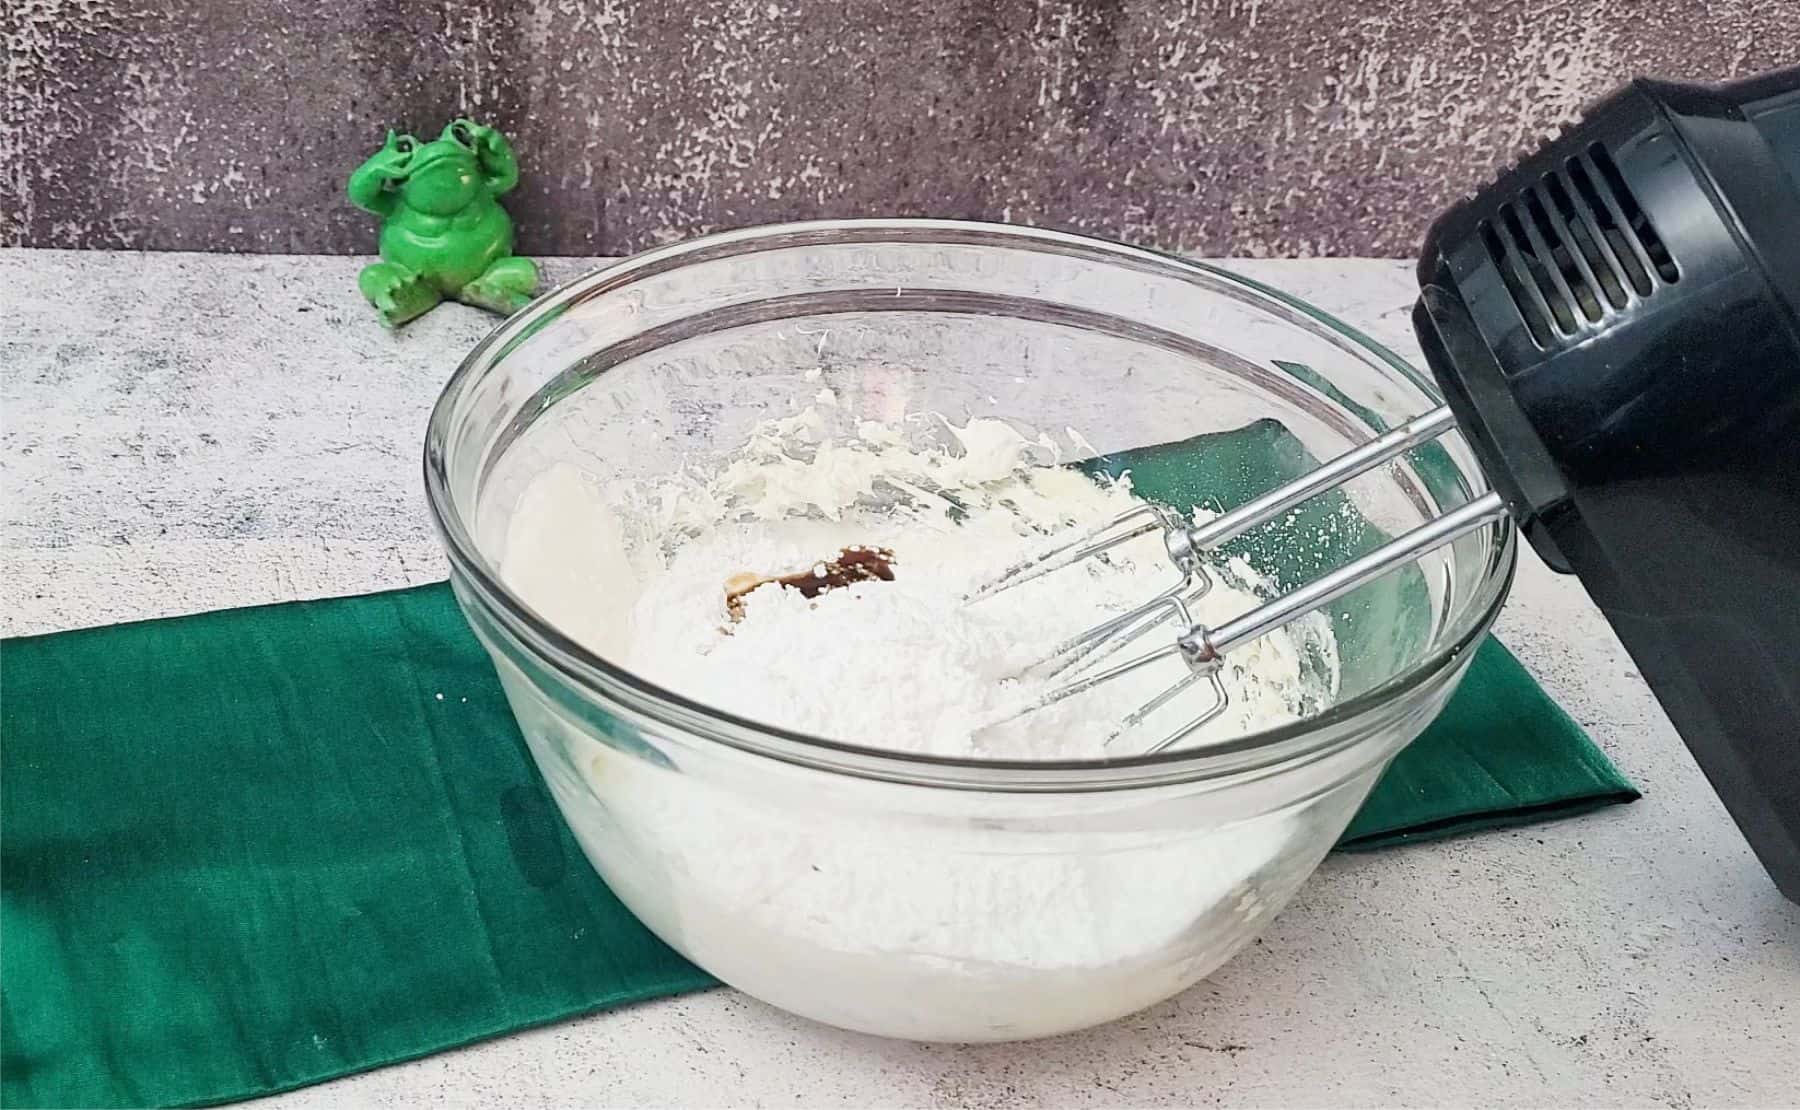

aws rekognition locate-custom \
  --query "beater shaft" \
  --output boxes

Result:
[971,405,1457,605]
[1173,405,1458,559]
[1180,489,1509,664]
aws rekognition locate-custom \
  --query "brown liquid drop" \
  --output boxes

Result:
[725,545,897,621]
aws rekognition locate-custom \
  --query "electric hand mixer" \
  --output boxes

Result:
[981,68,1800,901]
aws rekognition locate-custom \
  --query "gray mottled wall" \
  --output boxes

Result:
[4,0,1796,257]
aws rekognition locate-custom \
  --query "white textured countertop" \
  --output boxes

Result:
[4,249,1796,1108]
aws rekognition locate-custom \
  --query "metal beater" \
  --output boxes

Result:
[974,406,1502,754]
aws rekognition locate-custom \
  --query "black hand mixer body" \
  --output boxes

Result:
[974,69,1798,896]
[1413,68,1800,900]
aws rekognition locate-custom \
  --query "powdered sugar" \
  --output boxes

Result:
[500,395,1336,759]
[494,398,1341,1040]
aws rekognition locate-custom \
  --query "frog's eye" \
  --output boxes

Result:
[447,121,476,148]
[395,135,418,153]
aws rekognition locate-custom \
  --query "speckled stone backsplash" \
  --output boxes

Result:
[3,0,1795,257]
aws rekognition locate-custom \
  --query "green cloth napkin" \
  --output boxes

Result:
[1,423,1636,1109]
[1,585,714,1109]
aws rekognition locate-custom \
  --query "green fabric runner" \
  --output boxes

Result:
[1,423,1637,1109]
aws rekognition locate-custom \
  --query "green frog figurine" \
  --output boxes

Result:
[347,119,538,326]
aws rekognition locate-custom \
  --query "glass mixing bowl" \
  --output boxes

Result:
[425,220,1516,1042]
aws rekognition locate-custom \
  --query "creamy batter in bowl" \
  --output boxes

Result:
[424,220,1515,1041]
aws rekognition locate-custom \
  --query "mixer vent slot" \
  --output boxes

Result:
[1480,142,1678,346]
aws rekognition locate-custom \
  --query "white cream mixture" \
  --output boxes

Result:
[493,395,1342,1040]
[500,392,1336,758]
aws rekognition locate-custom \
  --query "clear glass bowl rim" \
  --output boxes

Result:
[424,218,1518,791]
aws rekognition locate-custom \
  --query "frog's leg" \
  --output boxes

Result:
[358,261,440,327]
[457,256,538,316]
